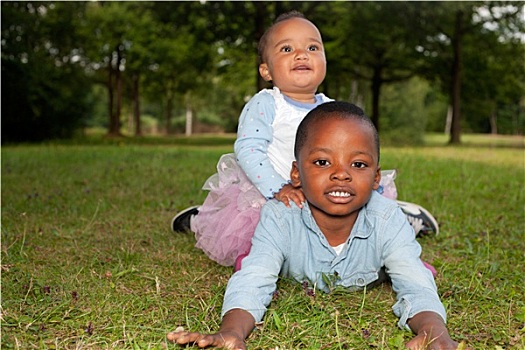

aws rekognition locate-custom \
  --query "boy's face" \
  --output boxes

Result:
[291,117,380,226]
[259,18,326,101]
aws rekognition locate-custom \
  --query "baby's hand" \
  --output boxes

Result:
[167,328,246,349]
[274,184,305,208]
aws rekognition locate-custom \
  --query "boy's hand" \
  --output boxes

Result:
[167,309,254,349]
[166,330,246,350]
[274,184,305,208]
[406,311,459,350]
[406,331,459,349]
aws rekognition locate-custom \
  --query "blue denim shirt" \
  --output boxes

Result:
[221,191,447,329]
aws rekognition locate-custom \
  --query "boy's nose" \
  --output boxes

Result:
[330,166,351,181]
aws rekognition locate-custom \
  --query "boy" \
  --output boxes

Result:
[167,101,458,349]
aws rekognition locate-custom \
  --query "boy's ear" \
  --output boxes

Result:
[290,161,302,188]
[372,166,381,190]
[259,63,272,82]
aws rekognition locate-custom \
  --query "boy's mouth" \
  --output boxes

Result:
[327,188,356,204]
[328,191,351,198]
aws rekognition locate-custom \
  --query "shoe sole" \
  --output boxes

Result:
[171,205,199,232]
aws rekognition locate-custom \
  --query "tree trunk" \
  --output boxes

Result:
[370,66,382,132]
[115,45,123,135]
[107,63,116,135]
[185,103,193,136]
[445,105,452,135]
[107,56,120,136]
[107,46,124,137]
[489,108,498,135]
[132,73,141,136]
[254,2,269,91]
[165,93,173,135]
[449,10,463,144]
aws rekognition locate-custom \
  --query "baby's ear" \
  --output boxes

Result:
[372,166,381,190]
[290,161,302,188]
[259,63,272,82]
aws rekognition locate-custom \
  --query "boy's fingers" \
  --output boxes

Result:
[166,331,209,346]
[166,331,185,342]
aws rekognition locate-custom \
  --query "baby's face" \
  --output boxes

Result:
[260,17,326,100]
[292,117,380,222]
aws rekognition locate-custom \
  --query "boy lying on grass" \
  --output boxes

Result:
[167,101,458,349]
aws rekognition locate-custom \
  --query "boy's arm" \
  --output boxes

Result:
[406,311,458,349]
[166,309,255,350]
[167,202,290,348]
[379,204,455,347]
[382,210,447,326]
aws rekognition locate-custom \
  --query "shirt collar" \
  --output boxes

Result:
[300,202,373,242]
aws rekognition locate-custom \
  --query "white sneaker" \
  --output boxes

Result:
[397,201,439,236]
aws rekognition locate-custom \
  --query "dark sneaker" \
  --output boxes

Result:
[171,206,199,233]
[397,201,439,236]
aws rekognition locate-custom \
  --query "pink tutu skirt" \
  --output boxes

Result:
[191,153,267,266]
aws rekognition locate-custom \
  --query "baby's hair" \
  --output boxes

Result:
[257,10,307,64]
[294,101,380,162]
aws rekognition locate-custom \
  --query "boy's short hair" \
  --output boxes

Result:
[294,101,380,162]
[257,10,307,64]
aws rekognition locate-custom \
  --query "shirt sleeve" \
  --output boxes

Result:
[221,201,288,322]
[234,92,289,198]
[381,209,447,330]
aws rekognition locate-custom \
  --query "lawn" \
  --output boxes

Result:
[1,134,524,349]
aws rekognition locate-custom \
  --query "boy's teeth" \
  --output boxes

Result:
[329,191,350,197]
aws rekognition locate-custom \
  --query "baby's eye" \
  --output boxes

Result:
[314,159,330,167]
[308,45,320,51]
[280,45,292,52]
[352,162,368,169]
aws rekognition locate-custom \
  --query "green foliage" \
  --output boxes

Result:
[1,1,523,141]
[411,1,525,137]
[460,22,525,134]
[1,2,93,142]
[1,135,524,348]
[379,78,431,145]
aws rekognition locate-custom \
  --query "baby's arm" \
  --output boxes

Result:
[166,309,255,350]
[234,93,289,198]
[406,311,458,349]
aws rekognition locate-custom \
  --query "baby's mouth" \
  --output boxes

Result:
[293,65,311,71]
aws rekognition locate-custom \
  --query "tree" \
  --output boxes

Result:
[321,2,423,132]
[82,2,164,137]
[120,2,160,136]
[142,2,217,134]
[461,5,525,134]
[1,2,92,142]
[412,1,523,143]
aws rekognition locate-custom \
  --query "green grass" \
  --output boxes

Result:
[2,134,524,349]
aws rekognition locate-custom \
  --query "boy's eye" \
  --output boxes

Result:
[314,159,330,167]
[352,162,367,169]
[308,45,320,51]
[280,46,292,52]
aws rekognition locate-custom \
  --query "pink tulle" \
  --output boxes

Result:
[192,154,266,266]
[380,169,398,200]
[191,154,402,267]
